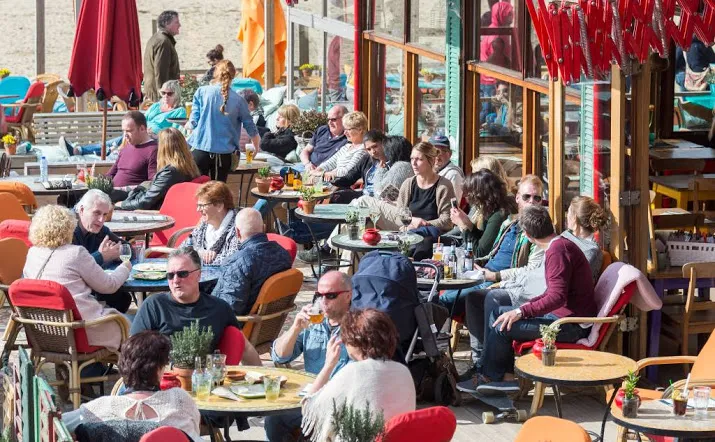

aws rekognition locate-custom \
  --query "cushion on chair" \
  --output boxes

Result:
[8,279,102,353]
[0,219,31,246]
[217,325,246,365]
[139,426,191,442]
[191,175,211,184]
[266,233,297,262]
[378,406,456,442]
[692,329,715,379]
[514,416,590,442]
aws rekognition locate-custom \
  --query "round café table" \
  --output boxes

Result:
[515,350,637,442]
[194,366,316,442]
[229,160,270,207]
[331,230,423,272]
[0,174,88,199]
[104,210,175,242]
[610,396,715,440]
[250,186,334,235]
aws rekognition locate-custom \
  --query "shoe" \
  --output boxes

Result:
[297,246,333,264]
[456,373,490,394]
[458,365,478,383]
[476,381,520,395]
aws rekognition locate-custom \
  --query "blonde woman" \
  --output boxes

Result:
[260,104,300,160]
[186,60,260,182]
[312,111,369,181]
[23,205,131,350]
[117,128,200,210]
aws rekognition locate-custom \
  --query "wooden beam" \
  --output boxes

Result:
[264,0,275,89]
[35,0,45,75]
[609,65,626,262]
[462,70,479,172]
[548,79,565,231]
[522,88,538,176]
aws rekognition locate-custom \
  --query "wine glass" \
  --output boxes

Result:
[369,208,381,230]
[119,243,132,264]
[398,208,412,238]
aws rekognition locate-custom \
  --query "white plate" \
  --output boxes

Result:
[134,262,167,272]
[230,384,266,399]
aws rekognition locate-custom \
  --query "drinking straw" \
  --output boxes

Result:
[437,236,441,245]
[683,373,691,395]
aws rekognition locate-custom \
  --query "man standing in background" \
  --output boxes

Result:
[144,10,181,102]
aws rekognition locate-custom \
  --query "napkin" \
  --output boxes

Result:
[211,386,240,401]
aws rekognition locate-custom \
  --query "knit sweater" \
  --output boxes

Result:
[319,143,369,178]
[23,244,130,349]
[393,176,455,232]
[106,139,158,187]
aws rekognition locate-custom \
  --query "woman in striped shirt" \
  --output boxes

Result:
[310,111,369,181]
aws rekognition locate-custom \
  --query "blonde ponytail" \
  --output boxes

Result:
[212,60,237,115]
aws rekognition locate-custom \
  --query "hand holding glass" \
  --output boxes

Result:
[119,244,132,264]
[398,208,412,235]
[309,299,324,324]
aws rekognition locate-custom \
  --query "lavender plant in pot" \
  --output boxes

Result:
[539,323,560,366]
[169,321,214,392]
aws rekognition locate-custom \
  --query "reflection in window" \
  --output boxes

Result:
[526,17,547,79]
[292,25,324,111]
[479,0,521,73]
[328,0,355,21]
[409,0,446,53]
[373,0,404,38]
[326,36,356,108]
[384,46,405,135]
[417,58,446,140]
[672,37,715,132]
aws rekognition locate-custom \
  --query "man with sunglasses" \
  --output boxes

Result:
[130,247,262,366]
[430,134,464,203]
[298,105,349,172]
[266,271,352,442]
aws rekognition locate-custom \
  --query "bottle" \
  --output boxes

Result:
[286,169,294,187]
[463,243,474,274]
[191,356,203,396]
[448,246,457,280]
[185,234,194,249]
[40,156,48,182]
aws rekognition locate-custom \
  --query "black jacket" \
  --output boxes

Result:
[260,127,298,160]
[332,154,375,189]
[121,165,194,211]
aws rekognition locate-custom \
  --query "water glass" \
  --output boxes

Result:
[131,240,145,264]
[358,215,367,234]
[195,374,211,400]
[432,243,444,261]
[264,375,281,401]
[211,353,227,386]
[694,386,711,419]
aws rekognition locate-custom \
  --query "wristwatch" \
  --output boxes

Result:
[514,308,523,319]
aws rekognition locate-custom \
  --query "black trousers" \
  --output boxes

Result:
[93,289,133,313]
[192,149,234,182]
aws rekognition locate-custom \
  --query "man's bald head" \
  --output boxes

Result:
[235,208,264,240]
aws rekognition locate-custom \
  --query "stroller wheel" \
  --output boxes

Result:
[434,372,455,406]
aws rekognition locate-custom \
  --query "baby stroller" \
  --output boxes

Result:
[352,251,460,405]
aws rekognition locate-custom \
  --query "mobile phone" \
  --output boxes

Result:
[450,198,458,209]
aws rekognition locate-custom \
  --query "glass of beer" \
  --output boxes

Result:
[185,103,192,116]
[293,173,303,190]
[432,243,444,261]
[672,389,688,416]
[245,144,256,165]
[309,300,324,324]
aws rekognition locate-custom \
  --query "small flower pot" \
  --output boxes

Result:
[299,199,316,214]
[615,388,641,410]
[362,228,382,246]
[256,176,272,193]
[622,396,639,418]
[347,224,359,240]
[4,143,17,155]
[173,367,194,392]
[541,346,556,366]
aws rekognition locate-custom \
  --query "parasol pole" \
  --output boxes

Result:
[101,100,107,160]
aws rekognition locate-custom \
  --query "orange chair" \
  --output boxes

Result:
[0,238,29,367]
[0,193,30,223]
[267,233,297,263]
[514,416,590,442]
[0,182,37,211]
[237,268,303,354]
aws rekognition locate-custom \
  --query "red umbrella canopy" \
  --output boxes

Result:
[68,0,143,105]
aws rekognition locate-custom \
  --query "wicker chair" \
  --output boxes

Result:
[8,279,129,409]
[237,268,303,354]
[0,238,28,368]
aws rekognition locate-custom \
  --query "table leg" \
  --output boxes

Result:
[0,317,20,368]
[675,192,687,210]
[553,384,563,418]
[530,381,545,416]
[599,384,618,442]
[646,279,665,382]
[243,173,256,207]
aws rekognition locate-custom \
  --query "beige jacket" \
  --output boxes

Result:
[393,175,455,232]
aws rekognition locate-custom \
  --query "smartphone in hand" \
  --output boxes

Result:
[450,198,458,209]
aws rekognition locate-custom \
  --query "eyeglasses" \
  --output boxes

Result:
[160,91,175,96]
[314,291,347,300]
[196,202,214,210]
[327,117,339,122]
[520,193,543,203]
[166,269,200,280]
[344,127,356,132]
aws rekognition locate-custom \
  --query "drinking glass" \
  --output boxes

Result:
[432,243,444,261]
[245,144,256,165]
[694,386,711,419]
[398,207,412,237]
[358,214,367,234]
[293,172,303,190]
[211,352,227,386]
[196,375,211,400]
[264,375,281,401]
[672,389,688,416]
[369,208,381,229]
[309,299,324,324]
[119,244,132,264]
[131,240,145,264]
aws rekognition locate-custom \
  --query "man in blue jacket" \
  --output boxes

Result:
[211,208,292,315]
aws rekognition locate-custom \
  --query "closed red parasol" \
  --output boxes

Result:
[68,0,142,159]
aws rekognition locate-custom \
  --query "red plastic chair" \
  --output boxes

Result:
[217,325,247,365]
[139,427,191,442]
[149,182,203,249]
[377,406,456,442]
[267,233,297,263]
[0,219,31,247]
[5,82,44,142]
[191,175,211,184]
[9,279,127,408]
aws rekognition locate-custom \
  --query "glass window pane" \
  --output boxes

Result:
[328,0,355,21]
[479,1,522,74]
[374,0,404,38]
[526,19,548,79]
[417,58,446,140]
[292,25,324,111]
[409,0,446,53]
[384,46,405,135]
[326,35,356,109]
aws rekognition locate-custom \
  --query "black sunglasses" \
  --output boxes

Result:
[166,269,200,280]
[160,91,175,96]
[327,117,339,122]
[520,193,543,203]
[314,291,345,300]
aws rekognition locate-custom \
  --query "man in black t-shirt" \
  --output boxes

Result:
[130,247,261,366]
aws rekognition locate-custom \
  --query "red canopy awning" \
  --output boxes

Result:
[68,0,143,104]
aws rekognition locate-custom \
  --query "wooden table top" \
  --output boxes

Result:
[0,174,88,196]
[104,211,175,237]
[193,366,315,416]
[514,350,636,387]
[611,398,715,438]
[231,161,270,172]
[649,174,715,191]
[649,139,715,160]
[250,186,333,202]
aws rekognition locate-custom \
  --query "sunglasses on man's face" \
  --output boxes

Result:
[166,269,200,280]
[160,91,175,96]
[314,291,345,300]
[327,117,339,122]
[520,193,543,203]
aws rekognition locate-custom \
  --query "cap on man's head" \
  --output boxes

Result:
[429,135,450,150]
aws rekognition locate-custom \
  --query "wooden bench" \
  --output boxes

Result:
[33,111,125,146]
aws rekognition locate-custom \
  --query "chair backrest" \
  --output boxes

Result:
[0,182,37,210]
[8,279,98,354]
[139,426,191,442]
[0,76,31,108]
[692,329,715,379]
[39,80,62,113]
[242,268,303,347]
[217,325,247,365]
[0,193,31,223]
[0,238,28,286]
[13,82,45,123]
[191,175,211,184]
[587,269,639,350]
[379,406,456,442]
[0,219,31,247]
[266,233,297,262]
[150,183,203,247]
[514,416,590,442]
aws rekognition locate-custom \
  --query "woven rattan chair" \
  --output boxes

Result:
[8,279,128,408]
[237,268,303,355]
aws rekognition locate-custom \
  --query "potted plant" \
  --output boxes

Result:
[345,208,360,240]
[620,371,640,418]
[2,134,17,155]
[255,166,273,193]
[539,324,560,366]
[331,399,385,442]
[169,320,214,392]
[298,185,318,214]
[299,63,316,79]
[86,175,115,221]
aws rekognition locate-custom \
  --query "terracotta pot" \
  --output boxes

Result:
[622,396,639,418]
[614,388,641,410]
[256,176,272,193]
[541,346,556,366]
[299,199,316,214]
[270,176,285,192]
[301,69,312,78]
[532,338,545,361]
[160,372,182,391]
[173,367,194,392]
[363,228,382,246]
[4,143,17,155]
[104,206,114,223]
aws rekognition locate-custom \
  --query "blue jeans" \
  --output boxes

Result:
[481,306,591,381]
[438,280,494,318]
[465,289,512,365]
[76,135,123,156]
[265,410,302,442]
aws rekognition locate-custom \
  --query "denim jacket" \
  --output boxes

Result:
[271,320,350,377]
